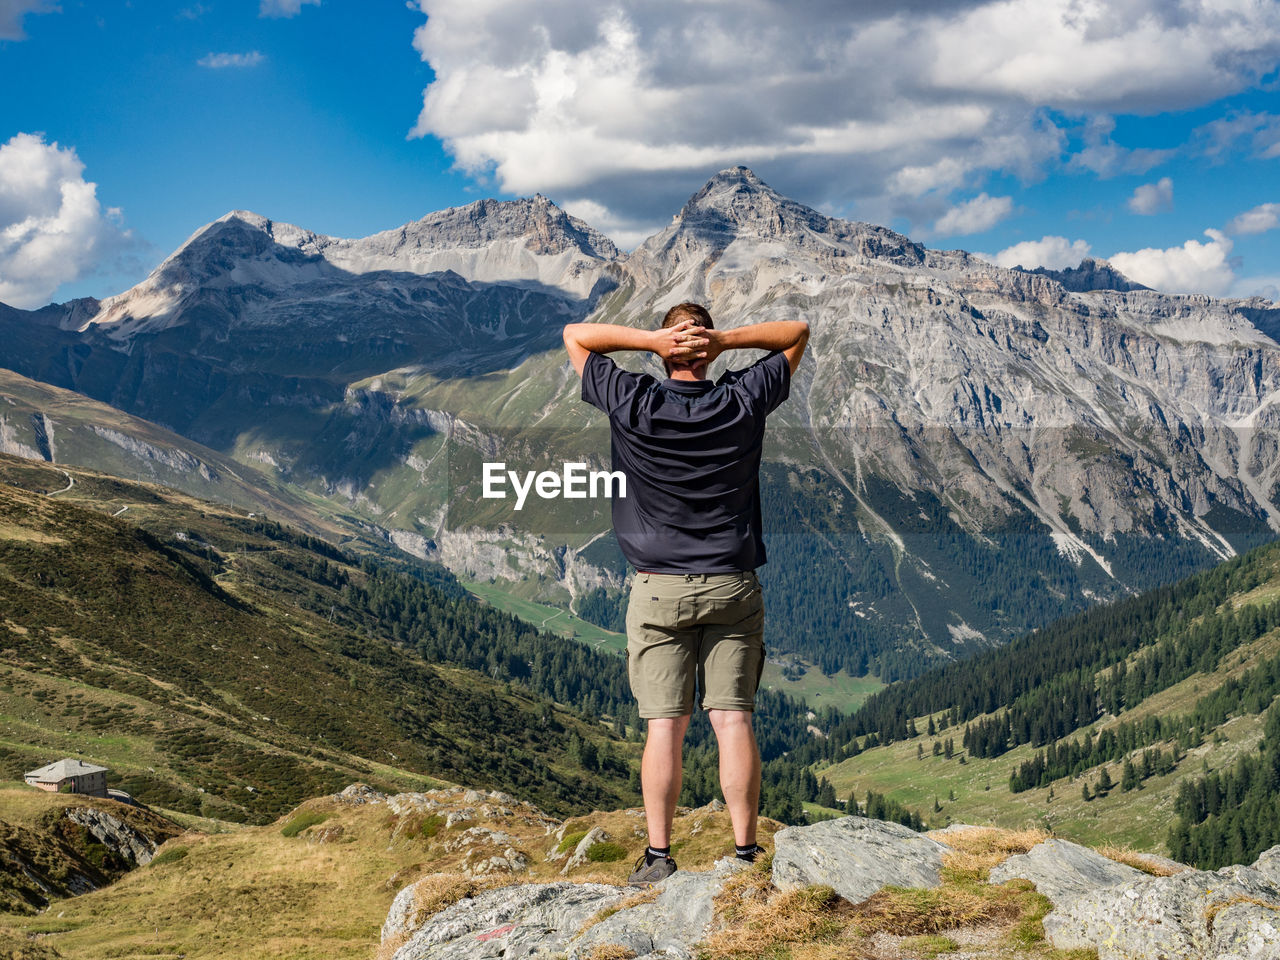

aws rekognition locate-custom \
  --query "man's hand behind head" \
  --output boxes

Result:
[654,320,711,364]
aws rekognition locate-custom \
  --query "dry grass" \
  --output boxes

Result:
[373,930,409,960]
[1095,844,1182,876]
[931,826,1050,880]
[702,859,860,960]
[407,872,510,920]
[1203,893,1280,932]
[848,884,1023,937]
[579,885,660,935]
[581,945,638,960]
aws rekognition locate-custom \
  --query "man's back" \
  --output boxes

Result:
[580,348,790,574]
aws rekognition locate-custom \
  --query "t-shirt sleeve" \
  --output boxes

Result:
[733,349,791,415]
[580,350,642,416]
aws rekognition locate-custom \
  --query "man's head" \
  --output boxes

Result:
[661,302,713,379]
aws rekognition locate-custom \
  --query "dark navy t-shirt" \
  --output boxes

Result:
[580,348,791,573]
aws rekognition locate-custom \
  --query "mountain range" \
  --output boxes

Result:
[3,166,1280,680]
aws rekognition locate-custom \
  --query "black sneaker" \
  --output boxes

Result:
[734,843,767,864]
[627,851,677,887]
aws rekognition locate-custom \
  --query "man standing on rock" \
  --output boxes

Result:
[563,302,809,885]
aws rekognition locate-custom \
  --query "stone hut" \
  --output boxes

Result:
[24,758,109,797]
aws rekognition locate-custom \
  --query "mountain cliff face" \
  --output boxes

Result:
[2,168,1279,678]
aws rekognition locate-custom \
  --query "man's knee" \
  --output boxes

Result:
[708,708,753,734]
[647,715,691,738]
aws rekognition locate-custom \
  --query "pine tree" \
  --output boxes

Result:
[1121,758,1139,792]
[817,778,838,809]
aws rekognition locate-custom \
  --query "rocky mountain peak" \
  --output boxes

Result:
[388,195,621,262]
[1023,256,1149,293]
[672,165,821,238]
[632,165,924,277]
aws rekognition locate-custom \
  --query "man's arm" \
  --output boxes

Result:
[709,320,810,374]
[562,320,707,376]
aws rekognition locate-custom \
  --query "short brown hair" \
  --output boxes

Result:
[661,302,713,329]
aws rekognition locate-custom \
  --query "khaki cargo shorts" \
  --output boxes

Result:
[625,570,766,719]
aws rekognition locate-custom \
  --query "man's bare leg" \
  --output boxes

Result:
[708,708,761,847]
[641,714,691,847]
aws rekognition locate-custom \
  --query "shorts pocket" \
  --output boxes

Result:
[628,579,689,633]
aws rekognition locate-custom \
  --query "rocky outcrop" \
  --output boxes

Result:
[376,801,1280,960]
[1041,863,1280,960]
[771,815,948,902]
[381,880,625,960]
[569,857,748,960]
[559,826,609,875]
[332,782,388,805]
[63,807,159,866]
[382,858,749,960]
[989,838,1280,960]
[988,838,1144,908]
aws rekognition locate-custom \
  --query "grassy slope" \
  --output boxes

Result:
[0,453,636,826]
[0,782,185,914]
[761,660,885,714]
[462,578,627,653]
[0,367,361,545]
[818,548,1280,853]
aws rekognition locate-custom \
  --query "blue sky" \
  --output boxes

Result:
[0,0,1278,307]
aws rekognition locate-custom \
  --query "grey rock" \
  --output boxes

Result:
[988,838,1144,908]
[1042,863,1280,960]
[334,782,387,805]
[771,815,947,904]
[570,856,749,960]
[64,807,158,866]
[445,809,476,829]
[561,826,610,875]
[1251,844,1280,886]
[383,880,624,960]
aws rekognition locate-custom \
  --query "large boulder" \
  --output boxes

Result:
[988,838,1144,908]
[570,857,748,960]
[382,880,625,960]
[1043,863,1280,960]
[771,815,947,904]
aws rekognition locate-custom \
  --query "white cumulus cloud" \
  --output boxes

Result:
[0,133,134,309]
[0,0,56,40]
[1108,229,1236,296]
[1227,202,1280,235]
[932,193,1013,236]
[979,236,1092,270]
[259,0,319,17]
[405,0,1280,244]
[198,51,266,69]
[1127,177,1173,215]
